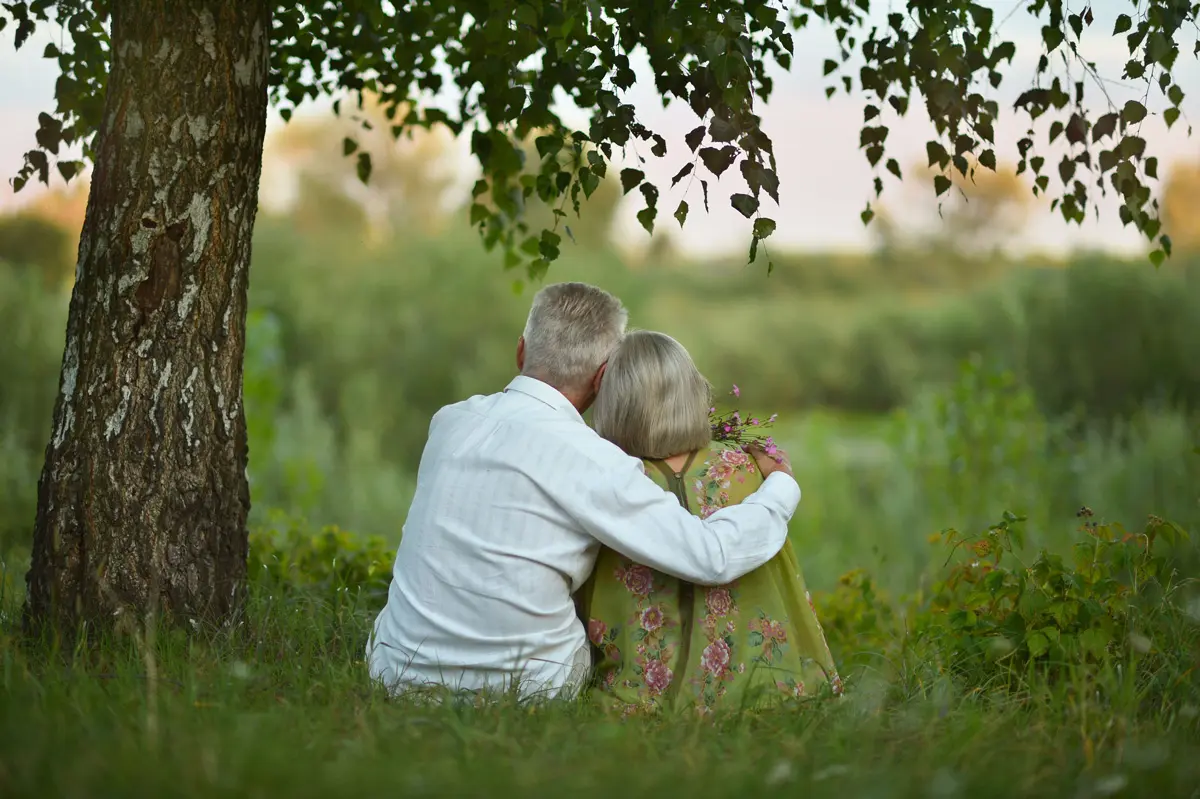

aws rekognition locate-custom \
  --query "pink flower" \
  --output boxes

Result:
[701,639,731,676]
[768,414,778,423]
[731,385,740,398]
[640,605,665,633]
[623,565,654,596]
[705,588,734,617]
[750,418,760,426]
[642,658,674,695]
[708,462,734,483]
[720,449,750,468]
[587,618,608,646]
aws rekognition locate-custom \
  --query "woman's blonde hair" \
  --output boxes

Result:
[592,330,712,459]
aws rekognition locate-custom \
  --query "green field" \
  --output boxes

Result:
[2,209,1199,797]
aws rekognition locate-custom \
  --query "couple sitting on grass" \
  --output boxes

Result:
[366,282,841,713]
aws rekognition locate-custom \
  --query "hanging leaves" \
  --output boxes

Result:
[5,0,1196,274]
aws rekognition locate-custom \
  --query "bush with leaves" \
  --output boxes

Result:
[247,522,394,610]
[915,511,1196,703]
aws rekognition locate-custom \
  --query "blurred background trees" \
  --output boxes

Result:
[3,124,1198,595]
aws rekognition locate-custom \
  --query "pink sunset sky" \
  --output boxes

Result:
[2,1,1198,259]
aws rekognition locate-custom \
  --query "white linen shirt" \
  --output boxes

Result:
[366,375,801,699]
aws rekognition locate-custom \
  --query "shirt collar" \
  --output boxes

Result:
[503,375,585,423]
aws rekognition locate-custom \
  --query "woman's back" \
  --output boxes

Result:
[579,441,842,714]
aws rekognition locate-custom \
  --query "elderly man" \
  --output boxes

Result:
[366,282,800,699]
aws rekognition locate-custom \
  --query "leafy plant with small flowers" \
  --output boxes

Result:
[916,509,1197,704]
[710,384,781,458]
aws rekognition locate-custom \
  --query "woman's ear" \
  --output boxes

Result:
[516,336,526,371]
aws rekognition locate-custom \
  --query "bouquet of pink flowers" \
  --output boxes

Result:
[709,384,781,459]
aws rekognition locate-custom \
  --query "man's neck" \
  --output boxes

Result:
[521,373,591,414]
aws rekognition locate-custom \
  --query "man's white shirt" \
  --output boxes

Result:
[366,375,801,699]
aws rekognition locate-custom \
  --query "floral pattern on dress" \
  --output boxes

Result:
[579,442,842,714]
[693,447,756,519]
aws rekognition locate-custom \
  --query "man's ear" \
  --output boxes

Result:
[592,361,608,394]
[516,337,526,372]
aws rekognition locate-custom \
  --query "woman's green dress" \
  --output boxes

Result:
[577,441,843,714]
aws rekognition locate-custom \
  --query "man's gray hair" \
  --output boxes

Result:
[592,330,712,460]
[522,282,628,392]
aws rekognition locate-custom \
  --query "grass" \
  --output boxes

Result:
[2,582,1197,799]
[3,501,1199,799]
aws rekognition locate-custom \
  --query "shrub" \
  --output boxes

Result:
[247,521,394,610]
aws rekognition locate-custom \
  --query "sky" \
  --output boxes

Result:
[1,1,1198,259]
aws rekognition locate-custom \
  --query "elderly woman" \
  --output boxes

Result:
[576,330,842,713]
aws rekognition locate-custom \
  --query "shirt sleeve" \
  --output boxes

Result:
[562,454,801,585]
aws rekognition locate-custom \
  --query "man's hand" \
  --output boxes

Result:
[746,444,793,480]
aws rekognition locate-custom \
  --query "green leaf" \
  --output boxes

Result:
[56,160,82,182]
[1164,107,1180,128]
[1041,25,1064,53]
[1079,628,1109,657]
[709,116,738,143]
[926,141,949,169]
[1121,100,1147,125]
[979,149,996,170]
[671,163,694,187]
[934,174,952,196]
[1113,14,1132,35]
[685,125,706,152]
[1092,112,1118,141]
[636,206,656,235]
[1168,85,1185,106]
[1150,248,1166,267]
[620,168,645,194]
[1027,632,1050,657]
[469,203,489,226]
[356,152,372,184]
[535,135,562,160]
[699,146,738,178]
[886,158,902,179]
[860,203,875,225]
[822,59,837,76]
[753,217,776,239]
[674,200,689,227]
[343,137,359,156]
[730,193,759,218]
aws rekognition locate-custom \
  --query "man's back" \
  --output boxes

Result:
[367,377,616,698]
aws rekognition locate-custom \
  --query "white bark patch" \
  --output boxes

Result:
[119,40,143,60]
[187,115,210,146]
[52,339,80,448]
[150,359,173,436]
[181,366,199,447]
[104,384,133,440]
[154,39,174,63]
[170,116,185,145]
[213,381,231,437]
[117,226,154,296]
[124,107,144,141]
[233,56,255,87]
[178,279,199,322]
[137,338,153,358]
[185,193,212,262]
[195,9,217,60]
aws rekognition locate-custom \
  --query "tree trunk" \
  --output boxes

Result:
[25,0,271,634]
